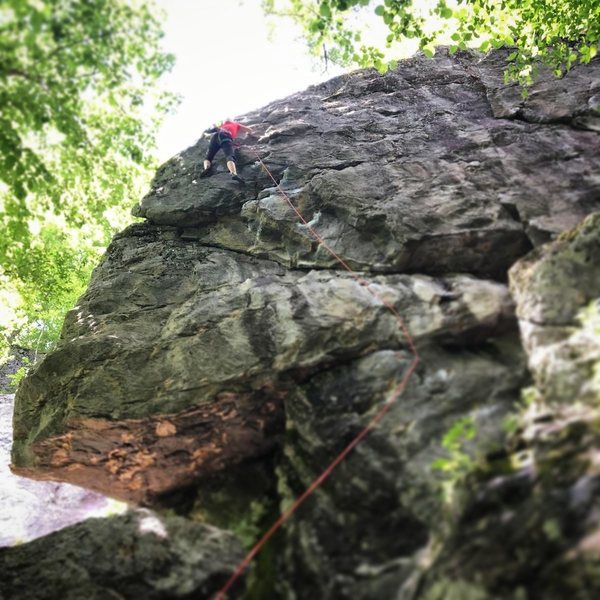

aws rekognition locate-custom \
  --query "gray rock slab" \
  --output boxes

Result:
[136,50,600,277]
[11,221,518,503]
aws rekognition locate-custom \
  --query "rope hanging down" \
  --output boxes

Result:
[214,148,421,600]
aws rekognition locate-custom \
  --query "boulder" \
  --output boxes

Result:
[9,49,600,599]
[415,212,600,600]
[510,212,600,404]
[0,509,244,600]
[12,224,519,504]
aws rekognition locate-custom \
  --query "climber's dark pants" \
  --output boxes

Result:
[206,131,235,163]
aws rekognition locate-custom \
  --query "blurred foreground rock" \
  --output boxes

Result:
[0,510,244,600]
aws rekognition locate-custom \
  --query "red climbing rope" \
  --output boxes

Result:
[214,147,420,600]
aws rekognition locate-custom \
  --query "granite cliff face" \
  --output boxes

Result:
[6,49,600,599]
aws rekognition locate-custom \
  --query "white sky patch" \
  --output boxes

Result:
[154,0,346,162]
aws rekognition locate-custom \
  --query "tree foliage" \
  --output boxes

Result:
[263,0,599,85]
[0,0,175,353]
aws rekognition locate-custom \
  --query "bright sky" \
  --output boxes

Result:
[154,0,346,163]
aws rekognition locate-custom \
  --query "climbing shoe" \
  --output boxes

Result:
[231,174,245,185]
[199,167,213,178]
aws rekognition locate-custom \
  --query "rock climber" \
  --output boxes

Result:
[200,119,254,184]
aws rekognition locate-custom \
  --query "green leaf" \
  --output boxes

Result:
[319,2,332,18]
[309,19,322,33]
[431,458,450,471]
[374,59,387,73]
[374,5,385,17]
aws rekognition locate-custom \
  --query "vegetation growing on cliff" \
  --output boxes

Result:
[263,0,599,85]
